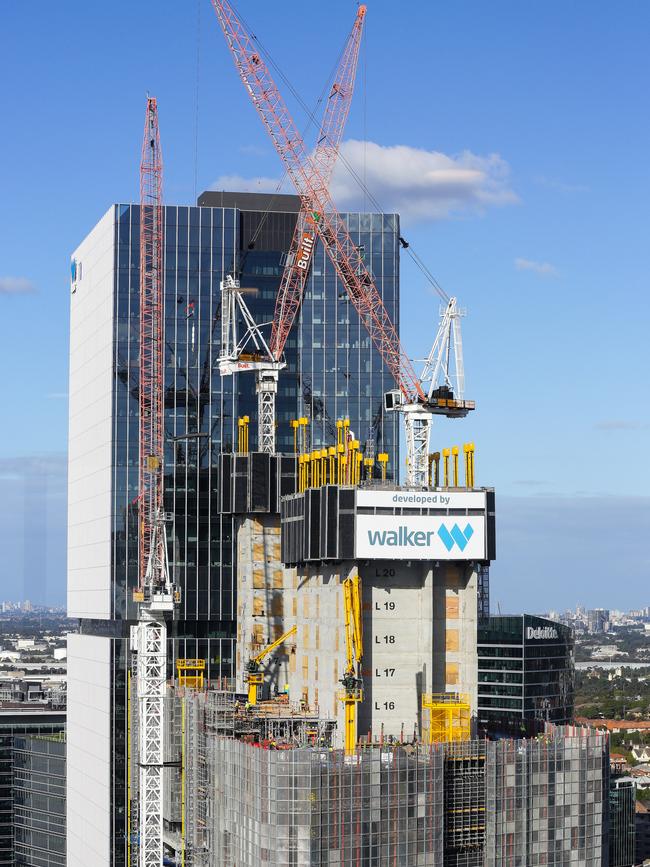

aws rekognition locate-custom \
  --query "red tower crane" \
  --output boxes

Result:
[210,2,475,485]
[131,96,178,867]
[210,0,422,405]
[270,4,366,361]
[217,5,366,454]
[138,97,165,591]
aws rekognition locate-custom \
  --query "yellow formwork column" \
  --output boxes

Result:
[291,419,299,453]
[340,454,348,485]
[237,416,249,454]
[422,693,470,744]
[299,417,309,453]
[451,446,459,486]
[429,452,441,487]
[328,447,336,483]
[442,448,450,487]
[336,418,344,450]
[468,442,475,487]
[378,453,388,480]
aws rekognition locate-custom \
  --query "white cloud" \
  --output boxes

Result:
[0,276,36,294]
[514,257,558,277]
[330,140,518,222]
[211,139,517,223]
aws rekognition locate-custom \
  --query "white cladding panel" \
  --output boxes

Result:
[66,633,112,865]
[356,489,487,510]
[356,515,486,560]
[67,207,116,618]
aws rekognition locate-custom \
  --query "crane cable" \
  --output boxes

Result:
[231,2,450,306]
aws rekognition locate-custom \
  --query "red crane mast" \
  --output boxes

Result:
[138,97,165,591]
[210,1,423,402]
[270,5,366,360]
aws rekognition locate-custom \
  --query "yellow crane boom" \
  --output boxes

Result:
[340,573,363,755]
[246,625,296,705]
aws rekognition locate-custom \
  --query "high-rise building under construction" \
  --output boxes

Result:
[66,192,401,864]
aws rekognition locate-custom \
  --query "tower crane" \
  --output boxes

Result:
[210,1,474,485]
[130,97,179,867]
[217,5,366,454]
[340,573,363,756]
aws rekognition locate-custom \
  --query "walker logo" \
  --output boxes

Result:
[366,526,437,548]
[355,515,485,560]
[526,626,558,641]
[437,523,474,552]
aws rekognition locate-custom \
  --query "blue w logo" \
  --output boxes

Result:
[438,523,474,552]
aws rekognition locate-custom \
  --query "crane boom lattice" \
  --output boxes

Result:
[270,5,366,361]
[132,96,178,867]
[210,0,422,404]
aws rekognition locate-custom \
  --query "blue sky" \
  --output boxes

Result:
[1,1,648,609]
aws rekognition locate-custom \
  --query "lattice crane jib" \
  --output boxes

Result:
[132,97,178,867]
[210,0,422,409]
[269,5,367,362]
[210,3,481,487]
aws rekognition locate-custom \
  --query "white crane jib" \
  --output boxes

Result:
[420,297,466,403]
[386,296,474,489]
[218,275,286,454]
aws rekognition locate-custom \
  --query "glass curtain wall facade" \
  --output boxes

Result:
[70,194,400,865]
[12,735,66,867]
[609,777,635,867]
[0,712,65,866]
[111,198,399,627]
[478,614,574,731]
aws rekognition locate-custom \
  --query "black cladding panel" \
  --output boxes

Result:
[308,489,321,561]
[233,455,248,513]
[326,486,339,559]
[486,490,496,562]
[250,452,270,511]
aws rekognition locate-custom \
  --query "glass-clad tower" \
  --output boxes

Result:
[66,192,400,865]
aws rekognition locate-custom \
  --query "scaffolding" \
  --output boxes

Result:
[423,693,471,745]
[164,690,609,867]
[444,739,486,867]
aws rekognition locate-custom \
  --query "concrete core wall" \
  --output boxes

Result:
[237,515,478,747]
[236,515,296,695]
[291,560,478,747]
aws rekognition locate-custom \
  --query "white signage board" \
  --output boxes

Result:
[355,515,486,560]
[356,490,487,510]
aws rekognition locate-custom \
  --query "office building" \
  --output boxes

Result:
[588,609,610,634]
[477,614,574,733]
[12,734,66,866]
[609,774,635,867]
[67,193,400,864]
[0,708,65,866]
